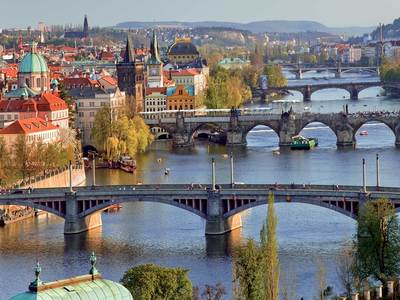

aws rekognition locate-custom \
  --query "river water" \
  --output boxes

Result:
[1,74,400,298]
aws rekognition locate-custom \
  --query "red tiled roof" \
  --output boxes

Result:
[99,76,117,86]
[38,93,68,111]
[145,87,167,96]
[0,68,18,78]
[170,69,200,76]
[0,117,59,134]
[0,93,67,113]
[63,77,98,87]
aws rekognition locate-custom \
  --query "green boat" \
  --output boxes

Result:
[290,135,318,150]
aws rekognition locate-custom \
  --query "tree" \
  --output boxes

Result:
[91,105,112,151]
[120,264,192,300]
[232,239,264,300]
[336,245,359,297]
[354,199,400,284]
[13,136,36,179]
[0,137,14,186]
[264,64,287,88]
[193,283,226,300]
[260,192,280,300]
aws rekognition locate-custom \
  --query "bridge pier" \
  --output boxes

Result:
[205,191,242,235]
[226,130,246,146]
[295,70,303,80]
[172,132,193,147]
[336,131,355,147]
[64,192,102,235]
[395,125,400,147]
[350,88,359,100]
[303,86,311,101]
[335,71,342,79]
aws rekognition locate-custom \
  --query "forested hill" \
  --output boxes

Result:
[371,18,400,40]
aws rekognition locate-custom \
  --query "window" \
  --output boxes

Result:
[78,112,84,117]
[36,78,41,88]
[89,102,95,107]
[89,112,95,117]
[78,102,84,107]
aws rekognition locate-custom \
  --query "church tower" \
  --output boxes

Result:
[146,30,163,88]
[116,35,144,114]
[83,15,89,38]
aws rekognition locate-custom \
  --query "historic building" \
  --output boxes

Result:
[17,43,50,93]
[0,117,60,148]
[64,15,89,39]
[146,30,163,88]
[1,86,69,129]
[170,68,207,96]
[167,37,200,65]
[166,85,195,110]
[116,36,145,114]
[71,86,126,146]
[10,254,132,299]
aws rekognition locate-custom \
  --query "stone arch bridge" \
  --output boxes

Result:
[1,184,400,235]
[269,81,382,101]
[142,110,400,147]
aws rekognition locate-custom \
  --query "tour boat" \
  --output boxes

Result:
[164,168,170,175]
[118,156,136,173]
[359,131,368,136]
[290,135,318,150]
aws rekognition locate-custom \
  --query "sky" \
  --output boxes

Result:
[1,0,399,29]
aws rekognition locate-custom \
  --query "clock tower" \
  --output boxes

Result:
[146,30,163,88]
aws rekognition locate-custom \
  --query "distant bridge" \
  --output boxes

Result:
[269,79,382,101]
[2,182,400,235]
[283,64,380,79]
[141,109,400,148]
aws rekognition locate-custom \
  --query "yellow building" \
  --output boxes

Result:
[166,85,195,110]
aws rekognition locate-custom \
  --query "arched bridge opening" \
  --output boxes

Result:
[298,122,338,149]
[311,88,351,101]
[358,86,384,99]
[190,123,226,144]
[244,124,280,149]
[355,121,396,149]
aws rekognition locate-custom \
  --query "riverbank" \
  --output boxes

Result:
[0,165,86,226]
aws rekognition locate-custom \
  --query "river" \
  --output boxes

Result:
[1,76,399,298]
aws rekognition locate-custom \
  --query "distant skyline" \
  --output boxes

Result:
[1,0,399,29]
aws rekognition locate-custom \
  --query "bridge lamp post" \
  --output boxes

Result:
[211,158,216,191]
[88,151,96,187]
[376,154,381,189]
[362,158,367,193]
[230,152,234,188]
[69,160,73,192]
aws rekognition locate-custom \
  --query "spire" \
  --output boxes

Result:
[150,29,161,64]
[29,262,43,291]
[83,15,89,37]
[89,252,99,277]
[31,41,38,54]
[123,35,135,63]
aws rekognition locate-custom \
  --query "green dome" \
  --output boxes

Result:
[9,278,133,300]
[19,52,48,73]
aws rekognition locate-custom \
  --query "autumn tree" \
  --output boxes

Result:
[121,264,192,300]
[0,137,14,186]
[264,64,288,88]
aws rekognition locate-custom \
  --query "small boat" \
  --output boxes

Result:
[118,155,136,173]
[290,135,318,150]
[222,154,229,159]
[272,149,280,155]
[360,131,368,136]
[164,168,170,175]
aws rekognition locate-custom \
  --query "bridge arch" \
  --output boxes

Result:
[78,197,208,220]
[297,121,338,147]
[223,198,356,220]
[244,124,280,147]
[354,120,396,147]
[243,123,280,147]
[357,85,384,98]
[189,122,226,142]
[0,201,66,219]
[310,87,351,100]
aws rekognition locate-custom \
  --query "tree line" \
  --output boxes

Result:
[0,129,77,187]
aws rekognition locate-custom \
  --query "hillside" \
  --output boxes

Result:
[371,18,400,40]
[115,20,373,36]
